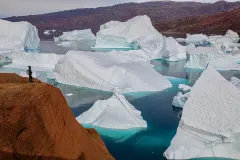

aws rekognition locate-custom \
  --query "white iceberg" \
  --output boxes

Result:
[0,19,40,51]
[172,92,189,108]
[94,15,164,60]
[186,34,209,46]
[77,92,147,129]
[165,66,240,159]
[44,30,51,35]
[160,37,187,61]
[54,29,96,42]
[176,38,186,44]
[225,30,239,43]
[53,50,172,93]
[4,51,63,72]
[185,46,225,69]
[100,21,122,30]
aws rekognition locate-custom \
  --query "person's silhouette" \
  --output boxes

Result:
[28,66,33,83]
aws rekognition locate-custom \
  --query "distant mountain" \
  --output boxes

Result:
[4,1,240,39]
[155,7,240,37]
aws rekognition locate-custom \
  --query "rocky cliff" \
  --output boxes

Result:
[0,73,114,160]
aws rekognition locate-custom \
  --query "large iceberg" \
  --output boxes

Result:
[185,34,209,46]
[4,51,63,72]
[53,50,172,93]
[94,16,164,59]
[77,92,147,129]
[54,29,96,42]
[0,19,40,51]
[165,66,240,159]
[160,37,187,61]
[184,45,225,69]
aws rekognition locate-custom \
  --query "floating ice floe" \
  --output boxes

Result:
[77,92,147,129]
[160,37,187,61]
[4,51,63,72]
[0,19,40,51]
[172,92,190,108]
[44,30,51,35]
[225,30,239,43]
[94,15,165,60]
[185,34,209,46]
[165,66,240,159]
[54,29,96,42]
[53,50,172,93]
[184,45,225,69]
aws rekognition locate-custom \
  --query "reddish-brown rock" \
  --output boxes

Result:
[0,73,114,160]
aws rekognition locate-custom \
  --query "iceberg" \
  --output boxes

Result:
[53,50,172,93]
[165,66,240,159]
[225,30,239,43]
[44,30,51,35]
[185,34,209,46]
[0,19,40,51]
[54,29,96,42]
[76,92,147,129]
[184,45,225,69]
[160,37,187,61]
[209,54,240,71]
[94,15,164,59]
[4,51,63,72]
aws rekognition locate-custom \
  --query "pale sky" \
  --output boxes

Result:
[0,0,239,18]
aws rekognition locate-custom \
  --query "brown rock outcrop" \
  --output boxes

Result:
[0,73,114,160]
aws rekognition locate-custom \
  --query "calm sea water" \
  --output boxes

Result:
[1,40,240,160]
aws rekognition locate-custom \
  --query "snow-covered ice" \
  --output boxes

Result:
[185,34,209,46]
[0,19,40,51]
[53,50,172,93]
[94,16,165,60]
[185,45,225,69]
[44,30,51,35]
[4,51,63,72]
[76,92,147,129]
[165,66,240,159]
[160,37,187,61]
[54,29,96,42]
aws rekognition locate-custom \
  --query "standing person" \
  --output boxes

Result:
[28,66,33,83]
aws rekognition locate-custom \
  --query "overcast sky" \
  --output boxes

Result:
[1,0,239,18]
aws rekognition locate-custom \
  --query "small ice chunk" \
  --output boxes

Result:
[179,84,191,92]
[66,93,73,96]
[172,92,189,108]
[76,92,147,129]
[44,30,51,35]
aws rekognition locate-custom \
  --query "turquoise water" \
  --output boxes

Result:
[1,41,240,160]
